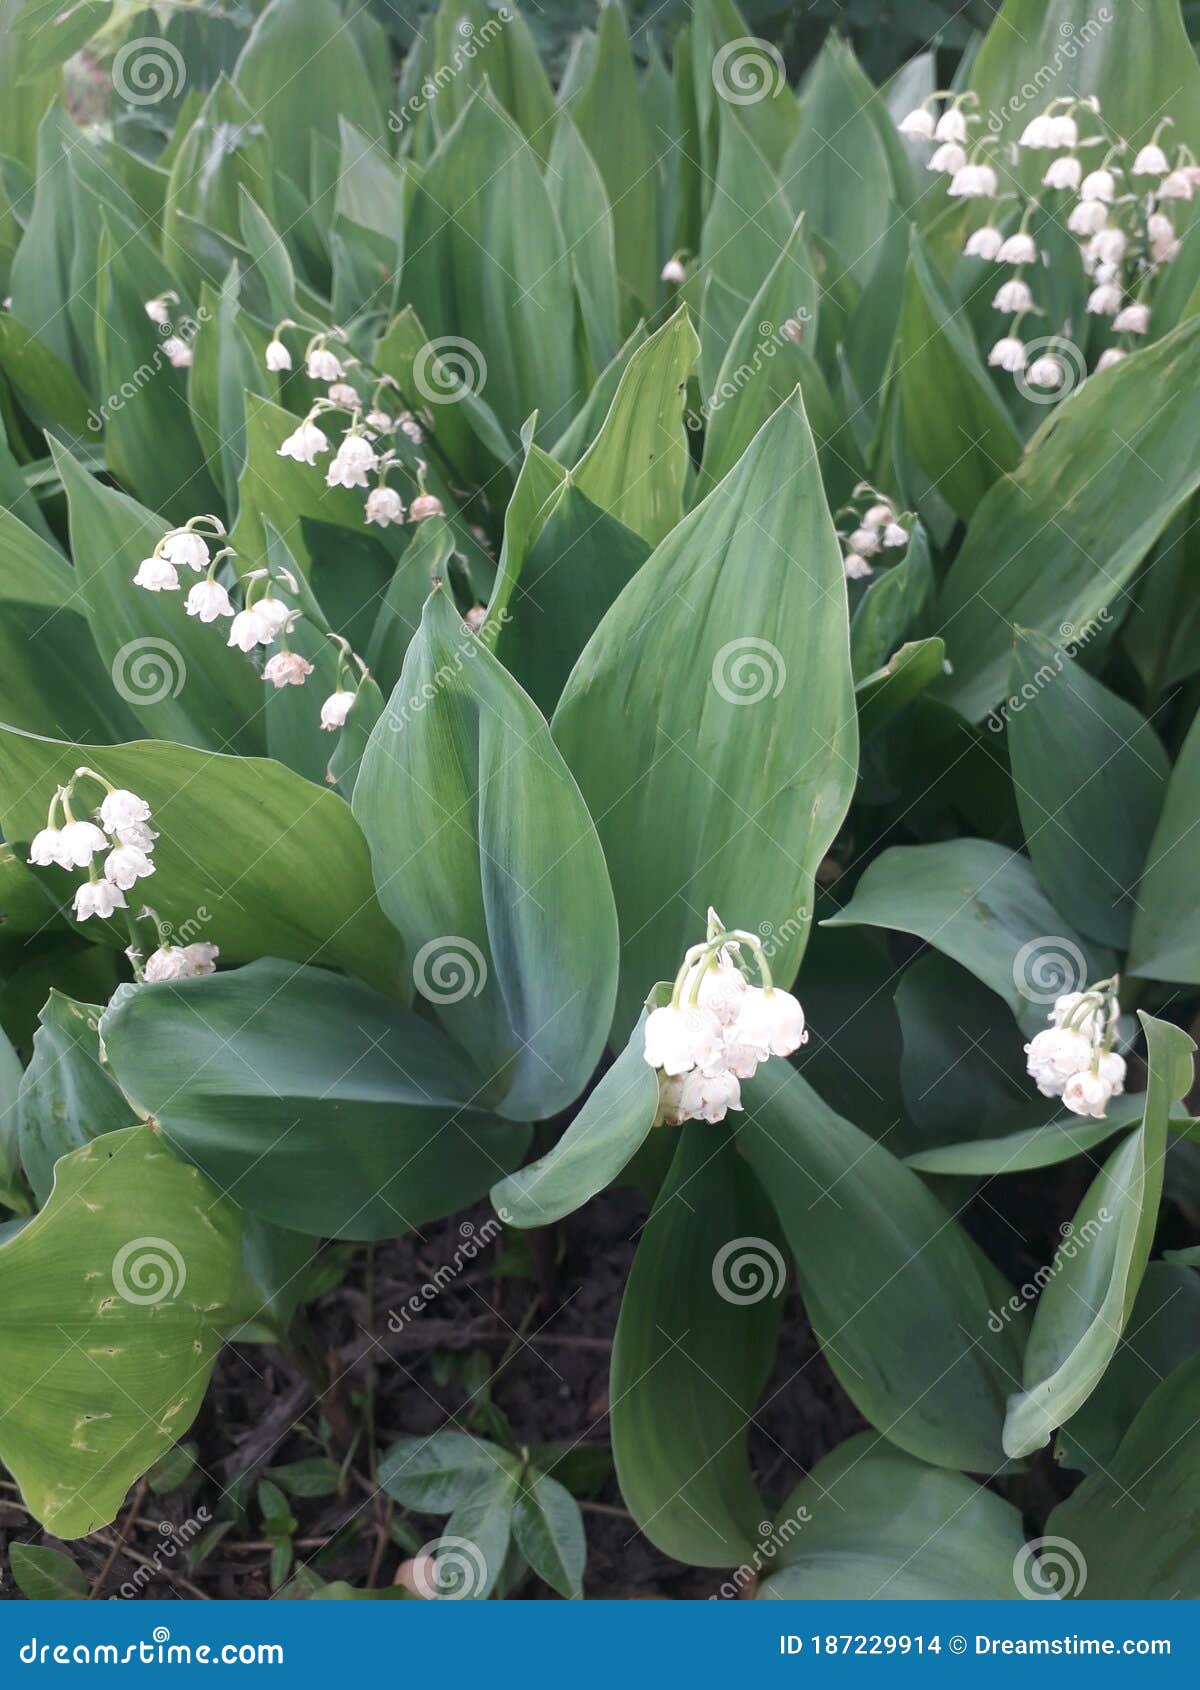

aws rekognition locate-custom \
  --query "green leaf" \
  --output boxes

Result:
[1045,1353,1200,1598]
[266,1457,341,1498]
[855,636,945,738]
[439,1468,517,1600]
[611,1124,783,1567]
[570,308,698,547]
[380,1432,520,1515]
[757,1435,1026,1600]
[937,317,1200,721]
[0,725,398,992]
[164,76,275,256]
[547,116,619,376]
[9,1542,88,1600]
[738,1063,1029,1473]
[850,525,935,679]
[188,269,273,518]
[513,1469,585,1599]
[1056,1262,1200,1474]
[896,231,1021,523]
[1008,631,1169,948]
[490,1009,659,1229]
[1129,707,1200,983]
[1003,1013,1194,1459]
[353,588,618,1122]
[17,992,133,1206]
[904,1094,1153,1178]
[825,838,1112,1036]
[554,389,857,1036]
[0,312,92,434]
[101,961,529,1242]
[49,440,263,755]
[0,1125,253,1537]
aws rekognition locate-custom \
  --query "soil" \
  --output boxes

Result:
[1,1146,1119,1602]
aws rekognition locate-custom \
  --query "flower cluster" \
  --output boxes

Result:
[268,324,443,533]
[835,484,910,581]
[898,90,999,199]
[131,514,363,730]
[643,912,808,1126]
[29,771,157,923]
[911,94,1193,384]
[1024,978,1126,1119]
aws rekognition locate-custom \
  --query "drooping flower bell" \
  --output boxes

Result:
[265,338,292,373]
[162,336,192,369]
[1067,199,1107,237]
[993,278,1034,315]
[185,578,234,622]
[660,255,686,285]
[988,335,1027,372]
[99,788,152,833]
[160,529,211,572]
[964,226,1004,260]
[409,491,445,522]
[57,820,110,868]
[897,107,935,141]
[1043,155,1082,191]
[133,553,180,592]
[928,141,967,175]
[1113,302,1150,334]
[103,844,155,890]
[326,433,379,490]
[365,485,405,527]
[74,879,128,922]
[306,345,344,382]
[997,231,1038,265]
[263,650,314,688]
[1081,167,1116,202]
[278,420,329,465]
[320,690,355,732]
[948,162,997,199]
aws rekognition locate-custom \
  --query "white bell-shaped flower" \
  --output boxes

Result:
[680,952,748,1029]
[144,946,193,982]
[729,986,807,1060]
[133,554,180,591]
[265,338,292,373]
[100,789,152,833]
[1062,1052,1126,1119]
[227,606,276,652]
[964,225,1004,260]
[1047,113,1078,148]
[1086,282,1124,316]
[643,1001,724,1077]
[74,880,128,922]
[162,337,192,369]
[365,486,405,527]
[326,434,378,490]
[1067,199,1107,236]
[183,942,219,975]
[144,297,171,326]
[262,651,314,688]
[988,335,1027,372]
[897,108,935,142]
[1080,168,1116,202]
[1018,113,1055,149]
[659,257,686,284]
[1043,156,1082,191]
[1096,348,1127,371]
[1087,228,1127,266]
[28,826,66,868]
[882,522,909,548]
[1027,355,1065,389]
[996,232,1038,264]
[185,578,234,622]
[848,526,881,557]
[320,690,355,732]
[1157,169,1195,200]
[306,347,344,381]
[933,106,967,143]
[114,819,157,851]
[410,492,445,522]
[1132,143,1169,175]
[103,844,155,890]
[948,163,997,199]
[255,596,295,639]
[160,530,210,572]
[1113,302,1150,334]
[928,141,967,174]
[843,553,873,580]
[1024,1027,1093,1097]
[57,820,109,867]
[278,421,329,465]
[993,278,1034,314]
[1050,992,1109,1040]
[658,1067,743,1127]
[863,502,894,527]
[327,382,360,408]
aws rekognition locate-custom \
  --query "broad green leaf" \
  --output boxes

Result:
[490,1009,659,1229]
[1008,632,1169,949]
[547,117,619,376]
[569,1,659,318]
[738,1063,1028,1473]
[611,1123,784,1567]
[825,838,1112,1036]
[1003,1014,1194,1458]
[1056,1262,1200,1474]
[0,312,92,435]
[570,307,698,547]
[758,1435,1026,1600]
[17,992,133,1206]
[440,1467,517,1600]
[0,725,398,992]
[0,1125,254,1537]
[554,389,857,1036]
[353,588,618,1123]
[1129,707,1200,983]
[380,1432,520,1514]
[850,524,935,680]
[855,637,945,738]
[164,76,274,260]
[101,960,530,1242]
[691,0,798,171]
[896,231,1021,523]
[1046,1354,1200,1598]
[188,269,273,518]
[904,1093,1153,1178]
[937,317,1200,721]
[513,1469,585,1599]
[365,516,456,699]
[49,440,264,755]
[9,1543,88,1600]
[696,111,793,381]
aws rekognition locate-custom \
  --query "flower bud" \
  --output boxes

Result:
[988,335,1027,372]
[1113,302,1149,334]
[409,492,445,522]
[660,257,686,285]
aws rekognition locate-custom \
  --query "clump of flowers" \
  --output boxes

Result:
[643,910,808,1126]
[897,90,1000,199]
[835,484,910,580]
[29,769,157,925]
[1024,977,1126,1119]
